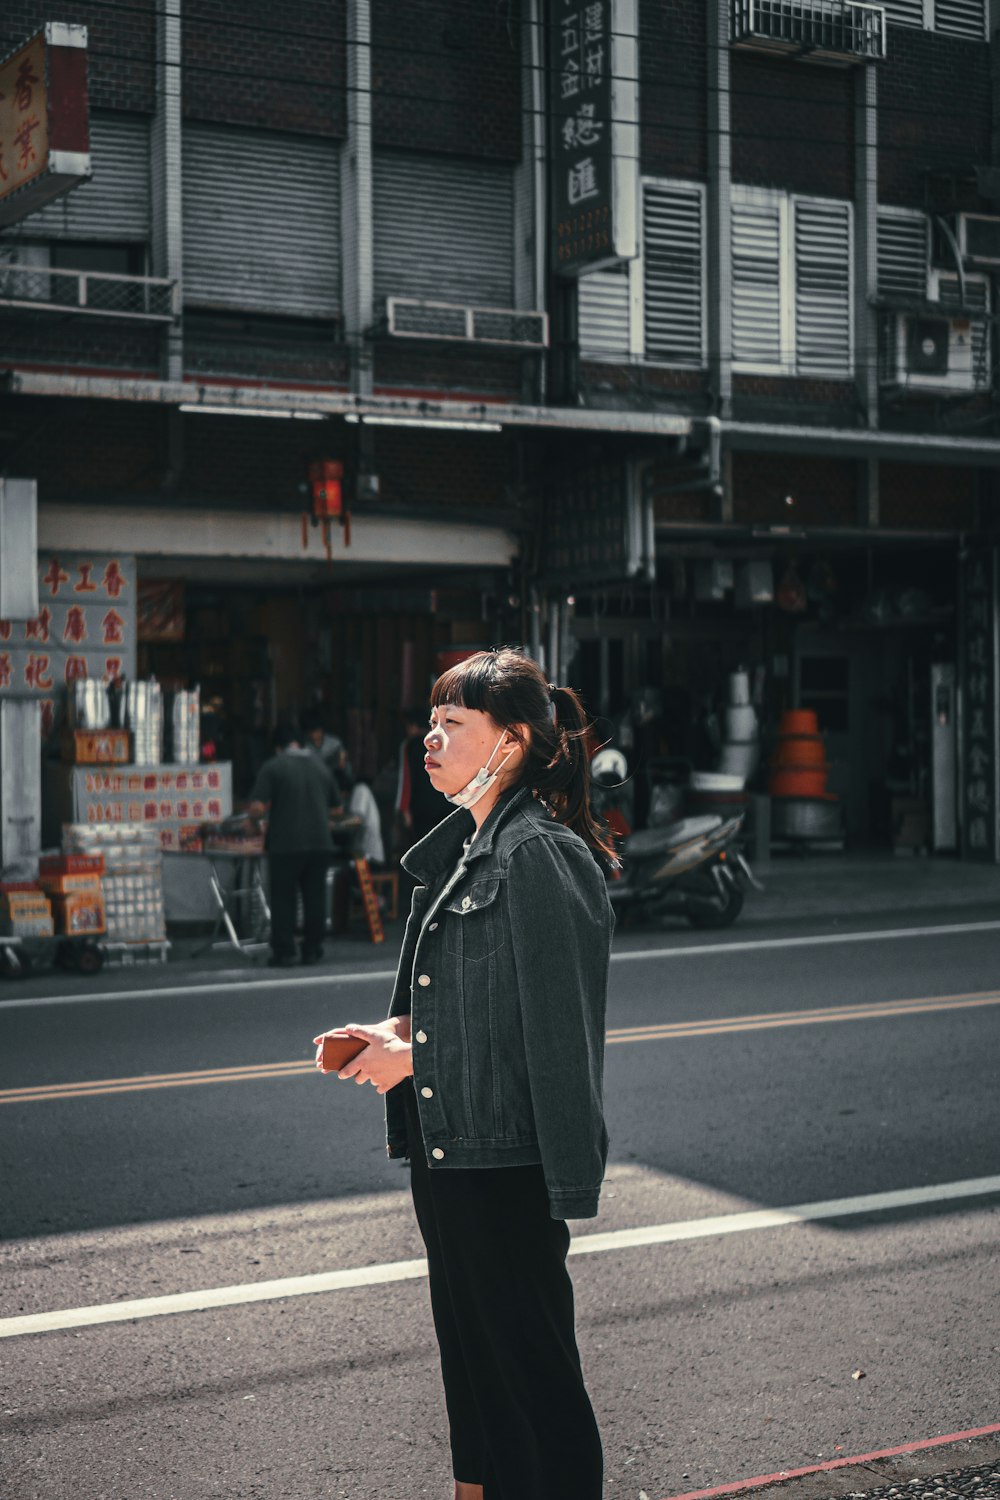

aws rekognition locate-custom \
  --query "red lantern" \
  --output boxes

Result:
[309,460,343,519]
[303,460,351,557]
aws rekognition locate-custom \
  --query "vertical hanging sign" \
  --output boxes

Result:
[959,548,1000,862]
[550,0,637,275]
[0,24,91,228]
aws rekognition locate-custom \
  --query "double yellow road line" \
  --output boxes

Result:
[2,988,998,1106]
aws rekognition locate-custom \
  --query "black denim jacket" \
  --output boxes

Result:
[385,786,614,1219]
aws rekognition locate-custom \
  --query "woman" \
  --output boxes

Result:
[314,648,615,1500]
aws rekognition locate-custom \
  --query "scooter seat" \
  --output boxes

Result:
[623,815,723,859]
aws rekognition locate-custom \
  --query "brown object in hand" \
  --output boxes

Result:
[320,1033,367,1072]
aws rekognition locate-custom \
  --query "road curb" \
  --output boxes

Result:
[662,1431,1000,1500]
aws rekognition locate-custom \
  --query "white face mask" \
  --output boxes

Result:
[443,730,518,810]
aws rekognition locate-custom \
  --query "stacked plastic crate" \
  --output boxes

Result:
[62,824,169,963]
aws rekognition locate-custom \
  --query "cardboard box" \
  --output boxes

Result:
[50,890,106,936]
[0,889,55,939]
[61,729,131,765]
[39,854,104,878]
[39,871,103,896]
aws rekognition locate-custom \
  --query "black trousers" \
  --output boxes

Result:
[267,851,328,958]
[404,1083,603,1499]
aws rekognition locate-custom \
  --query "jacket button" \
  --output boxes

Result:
[415,1030,428,1043]
[417,974,431,987]
[431,1147,445,1160]
[420,1086,434,1098]
[428,922,439,932]
[461,896,472,910]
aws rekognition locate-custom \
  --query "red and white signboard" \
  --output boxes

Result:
[0,24,90,228]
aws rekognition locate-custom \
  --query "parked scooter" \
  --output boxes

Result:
[592,749,762,929]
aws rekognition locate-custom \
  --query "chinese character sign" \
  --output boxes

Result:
[0,35,48,199]
[549,0,637,275]
[960,549,999,862]
[0,26,90,228]
[0,554,137,702]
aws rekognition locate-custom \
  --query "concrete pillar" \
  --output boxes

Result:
[0,479,40,868]
[854,64,879,431]
[706,0,733,420]
[341,0,374,397]
[151,0,183,383]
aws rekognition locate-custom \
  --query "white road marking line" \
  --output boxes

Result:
[3,1173,998,1341]
[0,967,395,1011]
[611,918,1000,964]
[2,918,1000,1012]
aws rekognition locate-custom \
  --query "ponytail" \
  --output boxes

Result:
[527,684,618,864]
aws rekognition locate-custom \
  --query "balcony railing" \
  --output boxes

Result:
[0,263,178,323]
[386,297,548,349]
[731,0,887,63]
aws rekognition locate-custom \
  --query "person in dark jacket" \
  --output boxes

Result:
[314,649,615,1500]
[249,723,340,967]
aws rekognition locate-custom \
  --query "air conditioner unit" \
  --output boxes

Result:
[933,212,1000,269]
[882,270,990,394]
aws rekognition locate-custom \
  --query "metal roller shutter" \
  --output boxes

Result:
[373,151,514,308]
[26,112,150,241]
[183,124,340,319]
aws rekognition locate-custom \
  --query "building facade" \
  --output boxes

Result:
[1,0,998,856]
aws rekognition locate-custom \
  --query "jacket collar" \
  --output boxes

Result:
[401,785,542,884]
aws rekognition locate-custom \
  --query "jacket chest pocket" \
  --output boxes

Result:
[443,874,503,962]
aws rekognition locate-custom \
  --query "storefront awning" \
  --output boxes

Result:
[719,419,1000,466]
[4,369,694,439]
[38,503,517,574]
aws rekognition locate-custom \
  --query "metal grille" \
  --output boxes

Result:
[877,210,928,302]
[937,273,991,388]
[183,125,340,319]
[643,182,705,366]
[0,262,175,321]
[934,0,986,38]
[732,197,784,369]
[387,298,547,348]
[578,268,631,358]
[794,198,852,373]
[731,0,887,60]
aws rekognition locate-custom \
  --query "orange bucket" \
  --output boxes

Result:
[769,768,830,799]
[779,709,820,737]
[771,736,827,769]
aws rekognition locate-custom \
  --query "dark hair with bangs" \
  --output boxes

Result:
[430,647,616,863]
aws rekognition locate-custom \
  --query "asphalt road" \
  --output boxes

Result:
[1,914,999,1500]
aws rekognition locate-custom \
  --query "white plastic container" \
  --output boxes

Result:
[724,704,758,740]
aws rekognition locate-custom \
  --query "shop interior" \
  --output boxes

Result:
[568,538,960,855]
[133,561,513,849]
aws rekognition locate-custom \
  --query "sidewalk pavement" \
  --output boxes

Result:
[2,851,999,999]
[162,850,1000,978]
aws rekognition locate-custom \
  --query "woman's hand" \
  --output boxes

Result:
[312,1017,413,1095]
